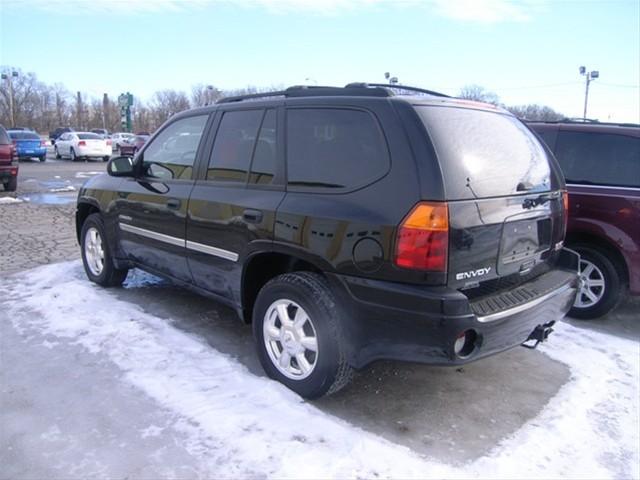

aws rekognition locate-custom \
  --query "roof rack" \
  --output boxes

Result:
[217,84,392,104]
[346,82,450,98]
[217,82,449,104]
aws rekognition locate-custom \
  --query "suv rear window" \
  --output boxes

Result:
[416,106,552,200]
[555,131,640,188]
[286,108,389,191]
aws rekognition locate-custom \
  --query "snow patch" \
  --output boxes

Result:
[0,196,23,204]
[2,261,638,479]
[49,186,76,193]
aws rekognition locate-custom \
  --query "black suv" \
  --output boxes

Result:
[76,84,579,398]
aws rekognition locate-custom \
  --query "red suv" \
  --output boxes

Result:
[0,124,18,192]
[530,121,640,318]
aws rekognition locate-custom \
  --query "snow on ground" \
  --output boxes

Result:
[49,186,76,193]
[2,261,639,479]
[0,196,24,204]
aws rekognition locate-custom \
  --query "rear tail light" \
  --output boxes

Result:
[41,140,47,146]
[106,139,112,146]
[562,190,569,234]
[78,141,86,146]
[394,201,449,271]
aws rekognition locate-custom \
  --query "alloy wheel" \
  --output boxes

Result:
[84,227,105,276]
[263,299,318,380]
[575,258,606,309]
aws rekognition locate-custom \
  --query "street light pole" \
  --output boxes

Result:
[579,66,599,120]
[1,71,18,128]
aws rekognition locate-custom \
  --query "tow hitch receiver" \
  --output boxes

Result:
[522,321,556,350]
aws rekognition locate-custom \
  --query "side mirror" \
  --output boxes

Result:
[107,156,135,177]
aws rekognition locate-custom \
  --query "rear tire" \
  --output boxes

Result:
[4,176,17,192]
[39,155,46,162]
[569,245,623,319]
[80,213,128,287]
[103,156,110,162]
[253,272,353,399]
[70,148,77,162]
[55,146,61,159]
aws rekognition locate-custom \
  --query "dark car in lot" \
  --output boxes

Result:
[530,120,640,319]
[0,124,18,191]
[76,84,579,398]
[49,127,74,145]
[8,130,47,162]
[119,135,149,157]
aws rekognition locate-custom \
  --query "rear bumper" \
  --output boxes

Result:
[328,248,580,369]
[0,165,18,180]
[76,147,112,157]
[16,147,46,158]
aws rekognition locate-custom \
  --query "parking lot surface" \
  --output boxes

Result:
[1,158,638,478]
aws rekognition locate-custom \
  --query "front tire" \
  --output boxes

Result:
[569,245,623,319]
[80,213,128,287]
[253,272,353,399]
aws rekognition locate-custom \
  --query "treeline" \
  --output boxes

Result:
[0,67,565,134]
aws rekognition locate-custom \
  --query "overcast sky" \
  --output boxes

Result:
[1,0,639,122]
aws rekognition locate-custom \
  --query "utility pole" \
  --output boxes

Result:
[76,91,83,129]
[102,93,109,130]
[1,71,18,128]
[579,66,599,120]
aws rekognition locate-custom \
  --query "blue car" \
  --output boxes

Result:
[8,130,47,162]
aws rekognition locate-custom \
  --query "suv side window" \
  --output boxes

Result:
[207,109,263,182]
[555,131,640,188]
[286,108,389,191]
[142,114,208,181]
[248,109,277,185]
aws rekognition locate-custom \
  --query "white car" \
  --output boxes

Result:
[111,132,135,151]
[53,132,112,162]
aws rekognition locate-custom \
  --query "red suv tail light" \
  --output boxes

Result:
[562,190,569,234]
[394,202,449,271]
[78,141,86,146]
[106,139,112,146]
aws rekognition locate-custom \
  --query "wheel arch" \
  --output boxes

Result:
[75,200,101,243]
[565,231,629,287]
[241,251,323,323]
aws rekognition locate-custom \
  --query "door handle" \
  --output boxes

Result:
[243,209,263,224]
[166,198,181,209]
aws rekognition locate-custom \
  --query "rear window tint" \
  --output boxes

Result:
[417,106,552,200]
[286,108,389,190]
[77,133,101,140]
[555,131,640,188]
[9,131,40,140]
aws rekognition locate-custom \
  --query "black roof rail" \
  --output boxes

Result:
[217,84,392,104]
[348,82,451,98]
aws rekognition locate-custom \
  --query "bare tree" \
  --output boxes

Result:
[458,84,500,105]
[505,104,566,121]
[149,89,190,129]
[191,84,221,107]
